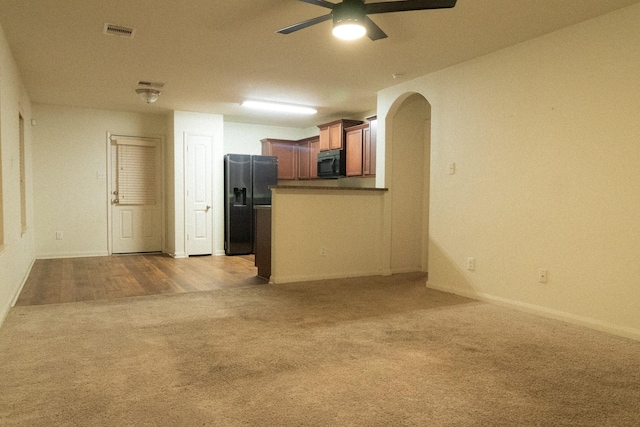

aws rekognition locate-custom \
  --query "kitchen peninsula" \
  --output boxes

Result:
[272,185,387,192]
[258,185,388,283]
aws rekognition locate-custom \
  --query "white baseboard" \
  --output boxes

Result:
[391,266,423,275]
[36,251,110,259]
[426,281,640,342]
[11,257,36,307]
[0,257,37,328]
[0,297,12,330]
[168,252,188,259]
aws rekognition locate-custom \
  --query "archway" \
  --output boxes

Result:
[386,93,431,273]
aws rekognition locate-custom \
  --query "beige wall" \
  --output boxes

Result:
[0,23,34,323]
[32,104,166,258]
[223,122,310,155]
[378,4,640,339]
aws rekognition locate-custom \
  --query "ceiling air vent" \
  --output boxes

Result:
[103,23,136,38]
[138,81,165,88]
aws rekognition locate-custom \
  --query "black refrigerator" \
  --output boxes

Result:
[224,154,278,255]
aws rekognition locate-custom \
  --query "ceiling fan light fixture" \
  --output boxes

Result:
[332,20,366,40]
[242,100,317,115]
[135,88,161,103]
[332,1,367,41]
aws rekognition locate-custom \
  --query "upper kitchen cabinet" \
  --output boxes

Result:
[364,115,377,176]
[297,136,320,180]
[345,124,367,177]
[261,138,297,180]
[318,119,363,151]
[345,116,377,177]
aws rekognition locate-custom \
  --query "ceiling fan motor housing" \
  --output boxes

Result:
[276,0,457,41]
[332,0,367,26]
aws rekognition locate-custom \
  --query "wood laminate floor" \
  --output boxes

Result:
[16,254,265,307]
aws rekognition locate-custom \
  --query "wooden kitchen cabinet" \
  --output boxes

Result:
[297,136,320,180]
[345,117,377,177]
[319,125,330,151]
[345,124,366,176]
[261,138,297,180]
[318,119,363,151]
[364,115,377,176]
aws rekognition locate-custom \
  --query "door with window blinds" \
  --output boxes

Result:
[111,138,162,254]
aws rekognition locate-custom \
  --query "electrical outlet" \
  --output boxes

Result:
[319,247,327,256]
[538,269,548,283]
[56,231,63,240]
[466,257,475,271]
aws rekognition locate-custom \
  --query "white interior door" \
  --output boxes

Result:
[185,133,213,255]
[111,137,163,254]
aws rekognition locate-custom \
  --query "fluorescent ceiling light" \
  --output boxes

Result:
[242,100,317,115]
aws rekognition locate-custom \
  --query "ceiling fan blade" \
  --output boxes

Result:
[365,0,457,15]
[364,16,388,41]
[276,13,333,34]
[298,0,336,10]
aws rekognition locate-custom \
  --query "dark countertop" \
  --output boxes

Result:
[271,185,388,192]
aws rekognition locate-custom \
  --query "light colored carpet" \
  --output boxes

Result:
[1,273,639,426]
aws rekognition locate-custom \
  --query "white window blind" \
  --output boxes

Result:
[116,140,157,205]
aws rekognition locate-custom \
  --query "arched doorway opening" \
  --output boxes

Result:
[386,93,431,273]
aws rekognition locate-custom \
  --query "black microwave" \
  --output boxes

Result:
[317,149,345,178]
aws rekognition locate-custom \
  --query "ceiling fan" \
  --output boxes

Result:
[276,0,457,41]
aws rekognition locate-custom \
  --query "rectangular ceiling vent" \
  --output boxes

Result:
[103,23,136,38]
[137,81,165,88]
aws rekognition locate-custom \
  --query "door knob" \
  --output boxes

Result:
[206,205,211,211]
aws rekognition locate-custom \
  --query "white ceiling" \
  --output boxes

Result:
[1,0,638,128]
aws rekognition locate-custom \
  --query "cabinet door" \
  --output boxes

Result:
[262,139,296,180]
[319,126,330,151]
[296,137,320,180]
[272,143,296,180]
[367,118,377,176]
[345,128,363,176]
[363,126,372,176]
[297,141,310,180]
[309,137,320,179]
[329,123,343,150]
